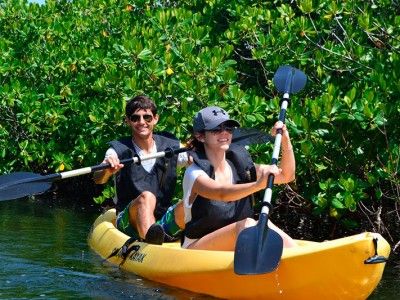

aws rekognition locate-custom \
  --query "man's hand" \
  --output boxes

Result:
[103,154,124,174]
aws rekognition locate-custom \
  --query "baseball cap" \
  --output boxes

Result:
[193,106,240,133]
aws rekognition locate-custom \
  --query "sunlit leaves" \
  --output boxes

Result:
[137,48,152,61]
[298,0,315,14]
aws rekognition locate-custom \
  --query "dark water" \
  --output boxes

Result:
[0,199,397,299]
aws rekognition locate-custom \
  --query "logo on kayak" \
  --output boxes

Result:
[129,250,146,263]
[108,242,147,265]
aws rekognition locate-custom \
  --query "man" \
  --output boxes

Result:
[94,95,186,244]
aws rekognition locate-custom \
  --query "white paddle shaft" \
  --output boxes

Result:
[261,98,289,214]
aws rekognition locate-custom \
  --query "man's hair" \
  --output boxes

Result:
[125,95,157,116]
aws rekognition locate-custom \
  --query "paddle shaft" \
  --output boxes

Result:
[63,147,189,178]
[262,66,304,214]
[261,94,289,215]
[1,147,189,187]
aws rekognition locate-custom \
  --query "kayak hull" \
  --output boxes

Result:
[88,209,390,299]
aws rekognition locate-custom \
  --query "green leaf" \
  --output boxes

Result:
[89,114,97,122]
[332,198,345,209]
[137,48,152,60]
[245,115,257,122]
[315,163,328,172]
[319,181,328,191]
[344,193,356,211]
[298,0,314,14]
[340,177,355,192]
[375,188,383,200]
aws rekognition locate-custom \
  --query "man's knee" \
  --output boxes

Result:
[127,192,157,219]
[134,191,156,207]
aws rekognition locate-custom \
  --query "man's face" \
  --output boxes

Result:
[127,108,158,138]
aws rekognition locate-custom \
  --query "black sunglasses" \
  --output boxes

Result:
[129,114,153,123]
[208,124,235,134]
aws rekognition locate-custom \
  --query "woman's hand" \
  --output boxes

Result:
[269,120,295,184]
[256,164,282,189]
[271,121,289,139]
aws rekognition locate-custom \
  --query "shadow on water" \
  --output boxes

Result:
[0,197,397,299]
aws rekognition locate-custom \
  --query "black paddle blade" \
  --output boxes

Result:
[232,128,274,146]
[273,65,307,94]
[0,172,52,201]
[234,214,283,275]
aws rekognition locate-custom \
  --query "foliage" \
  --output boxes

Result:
[0,0,399,231]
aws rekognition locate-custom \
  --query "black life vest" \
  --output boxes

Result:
[184,144,257,240]
[109,133,179,219]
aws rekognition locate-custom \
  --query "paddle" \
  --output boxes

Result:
[232,127,274,146]
[234,65,307,275]
[0,129,272,201]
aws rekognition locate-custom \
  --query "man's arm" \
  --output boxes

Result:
[93,148,124,184]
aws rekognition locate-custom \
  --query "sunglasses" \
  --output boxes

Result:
[208,124,235,134]
[129,114,153,123]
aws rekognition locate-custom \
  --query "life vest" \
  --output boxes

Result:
[109,133,179,219]
[184,144,257,240]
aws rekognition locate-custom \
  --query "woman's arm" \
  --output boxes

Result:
[191,165,278,202]
[278,127,295,183]
[256,121,295,184]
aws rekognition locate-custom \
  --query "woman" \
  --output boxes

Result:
[182,106,297,251]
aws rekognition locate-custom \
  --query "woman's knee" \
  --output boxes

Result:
[236,217,256,235]
[173,201,185,229]
[243,217,257,228]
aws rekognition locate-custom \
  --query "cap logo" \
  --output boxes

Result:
[212,109,226,116]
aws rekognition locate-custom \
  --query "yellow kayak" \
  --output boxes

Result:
[88,209,390,299]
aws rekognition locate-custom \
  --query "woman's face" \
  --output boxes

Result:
[201,122,234,151]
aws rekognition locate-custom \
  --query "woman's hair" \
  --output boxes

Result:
[125,95,157,116]
[186,134,205,152]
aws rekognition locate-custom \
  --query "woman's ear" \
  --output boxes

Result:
[195,132,205,143]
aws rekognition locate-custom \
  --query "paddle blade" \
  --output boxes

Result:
[0,172,52,201]
[273,65,307,94]
[234,215,283,275]
[232,128,274,146]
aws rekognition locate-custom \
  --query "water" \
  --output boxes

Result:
[0,198,207,299]
[0,198,397,299]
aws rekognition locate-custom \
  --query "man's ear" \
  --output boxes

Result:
[153,114,159,124]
